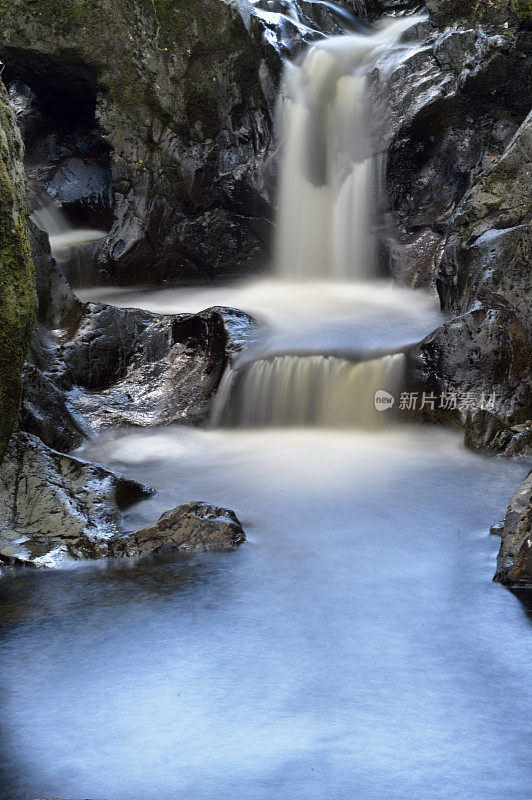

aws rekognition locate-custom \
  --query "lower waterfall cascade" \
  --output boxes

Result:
[211,353,405,428]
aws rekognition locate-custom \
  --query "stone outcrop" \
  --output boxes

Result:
[0,79,36,462]
[0,430,245,568]
[21,269,257,449]
[407,112,531,456]
[493,470,532,588]
[112,501,246,557]
[385,21,531,288]
[0,430,152,567]
[1,0,275,284]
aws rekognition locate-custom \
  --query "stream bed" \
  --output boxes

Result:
[0,425,530,800]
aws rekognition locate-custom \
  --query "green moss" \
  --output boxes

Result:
[145,0,194,42]
[0,103,36,464]
[511,0,532,21]
[24,0,100,34]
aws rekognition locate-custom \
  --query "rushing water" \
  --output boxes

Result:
[211,352,405,427]
[275,18,417,280]
[31,197,106,256]
[0,426,530,800]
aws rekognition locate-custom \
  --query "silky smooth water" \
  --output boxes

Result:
[0,426,530,800]
[275,18,421,280]
[77,279,444,357]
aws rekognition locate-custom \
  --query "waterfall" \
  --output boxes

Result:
[212,352,404,428]
[210,15,422,429]
[275,17,419,280]
[30,193,106,257]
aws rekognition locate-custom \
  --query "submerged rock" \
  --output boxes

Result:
[113,502,246,558]
[0,431,152,568]
[493,471,532,589]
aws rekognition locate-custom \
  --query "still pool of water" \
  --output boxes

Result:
[0,425,530,800]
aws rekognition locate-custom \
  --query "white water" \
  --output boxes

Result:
[276,18,420,280]
[212,352,404,426]
[30,197,106,256]
[78,278,443,356]
[78,18,431,429]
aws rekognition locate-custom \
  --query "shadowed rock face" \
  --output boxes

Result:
[385,24,531,288]
[406,113,532,456]
[112,502,246,557]
[0,80,36,463]
[437,110,532,318]
[493,471,532,588]
[0,0,275,284]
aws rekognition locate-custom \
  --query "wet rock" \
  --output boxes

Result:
[385,24,531,287]
[405,111,532,456]
[112,502,246,558]
[18,242,258,441]
[0,431,152,568]
[46,303,256,431]
[1,0,274,284]
[0,79,36,462]
[20,362,87,452]
[493,471,532,589]
[437,111,532,317]
[406,304,531,455]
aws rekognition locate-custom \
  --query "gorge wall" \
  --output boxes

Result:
[0,78,35,463]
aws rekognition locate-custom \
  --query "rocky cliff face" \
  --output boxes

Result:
[493,470,532,589]
[0,78,36,463]
[408,111,531,456]
[1,0,274,284]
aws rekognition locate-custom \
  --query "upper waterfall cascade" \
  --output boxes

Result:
[275,16,421,280]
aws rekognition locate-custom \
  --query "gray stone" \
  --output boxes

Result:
[0,431,153,568]
[113,502,246,558]
[493,471,532,589]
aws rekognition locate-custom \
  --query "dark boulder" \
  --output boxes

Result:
[112,502,246,558]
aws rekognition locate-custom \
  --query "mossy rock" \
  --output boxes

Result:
[426,0,530,26]
[0,82,36,463]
